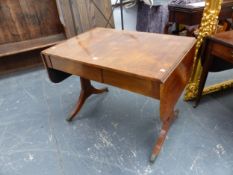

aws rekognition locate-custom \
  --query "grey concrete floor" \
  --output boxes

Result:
[1,64,233,175]
[1,5,233,175]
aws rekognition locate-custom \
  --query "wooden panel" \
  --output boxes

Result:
[160,45,195,121]
[0,0,64,45]
[56,0,77,38]
[93,0,114,28]
[70,0,114,34]
[48,55,103,82]
[212,29,233,46]
[212,43,233,64]
[0,33,65,58]
[0,49,43,75]
[210,30,233,64]
[103,70,160,99]
[0,0,113,74]
[71,0,92,33]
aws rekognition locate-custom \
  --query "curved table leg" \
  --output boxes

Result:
[66,77,108,122]
[150,110,179,163]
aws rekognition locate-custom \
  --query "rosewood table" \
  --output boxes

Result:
[41,28,196,162]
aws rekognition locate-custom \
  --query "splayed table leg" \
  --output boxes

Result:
[150,110,179,162]
[66,77,108,122]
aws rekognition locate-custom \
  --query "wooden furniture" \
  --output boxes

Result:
[0,0,114,75]
[41,28,196,162]
[0,0,114,57]
[0,0,66,74]
[195,30,233,107]
[0,0,65,58]
[166,1,233,35]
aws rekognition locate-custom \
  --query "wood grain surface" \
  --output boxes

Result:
[42,28,196,162]
[0,0,63,45]
[42,28,196,83]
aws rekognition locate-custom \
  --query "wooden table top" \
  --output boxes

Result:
[42,28,196,83]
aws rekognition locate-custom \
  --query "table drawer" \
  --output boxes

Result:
[48,55,102,82]
[102,70,160,99]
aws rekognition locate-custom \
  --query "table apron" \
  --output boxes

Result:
[211,43,233,64]
[44,55,161,99]
[102,69,160,99]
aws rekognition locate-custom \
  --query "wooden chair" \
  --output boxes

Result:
[194,30,233,107]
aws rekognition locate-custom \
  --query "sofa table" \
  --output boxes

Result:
[41,28,196,162]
